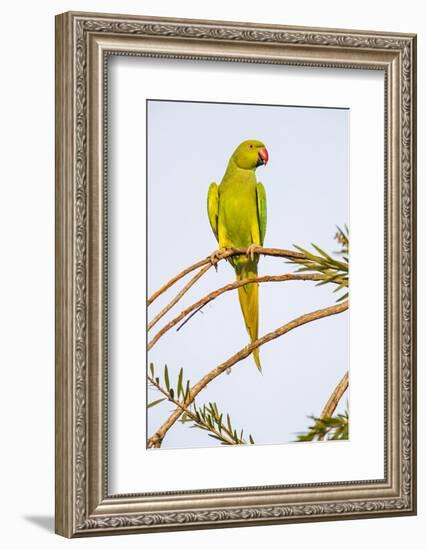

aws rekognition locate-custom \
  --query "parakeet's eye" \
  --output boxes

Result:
[249,144,253,148]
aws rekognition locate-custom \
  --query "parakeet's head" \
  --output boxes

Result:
[232,139,269,170]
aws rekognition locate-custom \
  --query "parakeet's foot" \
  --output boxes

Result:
[246,243,259,262]
[210,248,227,270]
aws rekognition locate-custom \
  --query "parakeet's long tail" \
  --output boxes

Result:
[235,259,262,372]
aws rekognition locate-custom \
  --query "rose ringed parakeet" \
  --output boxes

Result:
[207,139,268,372]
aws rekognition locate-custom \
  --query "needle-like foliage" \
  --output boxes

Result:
[296,408,349,442]
[288,225,349,302]
[184,401,255,445]
[148,363,255,446]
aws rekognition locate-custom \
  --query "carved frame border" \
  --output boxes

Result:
[55,11,417,537]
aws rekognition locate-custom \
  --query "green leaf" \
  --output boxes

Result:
[294,246,322,263]
[149,363,154,377]
[147,397,167,408]
[177,368,184,398]
[169,388,174,400]
[184,380,190,402]
[164,365,170,391]
[311,243,333,262]
[218,413,223,432]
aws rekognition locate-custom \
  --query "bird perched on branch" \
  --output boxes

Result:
[207,139,268,372]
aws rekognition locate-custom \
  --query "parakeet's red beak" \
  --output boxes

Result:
[258,147,269,165]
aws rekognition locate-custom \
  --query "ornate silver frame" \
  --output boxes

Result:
[55,11,417,537]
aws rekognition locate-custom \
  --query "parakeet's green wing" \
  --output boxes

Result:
[207,182,219,241]
[256,182,267,245]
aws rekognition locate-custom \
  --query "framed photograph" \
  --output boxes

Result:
[55,11,417,537]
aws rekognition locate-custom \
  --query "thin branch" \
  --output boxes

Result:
[147,247,307,330]
[147,300,349,448]
[148,272,323,351]
[147,375,238,446]
[148,247,305,306]
[174,273,323,332]
[148,257,211,306]
[148,263,212,331]
[176,303,206,332]
[320,371,349,419]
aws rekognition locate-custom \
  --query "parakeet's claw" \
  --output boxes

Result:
[246,244,258,262]
[226,367,232,375]
[210,248,227,271]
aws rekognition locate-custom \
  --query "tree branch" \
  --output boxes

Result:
[147,300,349,448]
[148,257,211,306]
[320,371,349,419]
[148,272,323,351]
[147,247,307,330]
[148,263,212,331]
[147,375,239,446]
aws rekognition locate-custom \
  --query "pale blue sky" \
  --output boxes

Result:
[147,99,349,449]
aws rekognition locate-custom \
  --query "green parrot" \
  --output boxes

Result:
[207,139,268,372]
